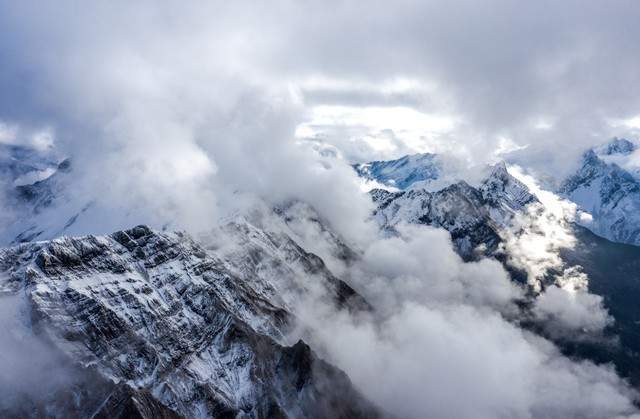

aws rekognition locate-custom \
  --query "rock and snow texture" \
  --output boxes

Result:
[357,143,640,249]
[370,162,537,259]
[353,153,441,190]
[559,138,640,246]
[0,143,60,188]
[0,155,91,245]
[0,225,379,419]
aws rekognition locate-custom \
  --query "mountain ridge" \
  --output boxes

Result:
[0,224,382,419]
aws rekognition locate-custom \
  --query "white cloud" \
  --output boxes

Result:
[292,223,638,419]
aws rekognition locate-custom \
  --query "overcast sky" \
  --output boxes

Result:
[1,1,640,171]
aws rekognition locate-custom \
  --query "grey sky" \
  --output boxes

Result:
[1,1,639,169]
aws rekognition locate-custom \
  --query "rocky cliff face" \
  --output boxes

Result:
[0,225,380,419]
[370,163,537,259]
[357,143,640,250]
[559,140,640,246]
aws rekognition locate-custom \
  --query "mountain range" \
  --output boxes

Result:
[3,138,640,417]
[358,138,640,249]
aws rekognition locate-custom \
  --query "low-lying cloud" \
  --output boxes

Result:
[292,224,638,419]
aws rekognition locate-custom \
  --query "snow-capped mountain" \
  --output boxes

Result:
[0,144,60,187]
[356,142,640,250]
[559,138,640,246]
[0,150,380,417]
[353,153,440,190]
[0,224,380,418]
[209,214,369,313]
[370,162,537,259]
[594,137,636,156]
[357,151,640,389]
[6,140,640,417]
[1,155,87,244]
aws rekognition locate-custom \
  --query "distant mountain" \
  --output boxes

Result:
[0,156,90,244]
[360,150,640,389]
[353,153,440,189]
[354,141,640,249]
[370,162,537,259]
[0,143,59,187]
[594,137,636,156]
[559,138,640,246]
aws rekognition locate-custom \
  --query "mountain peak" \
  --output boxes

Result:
[595,138,636,156]
[354,152,440,189]
[486,161,509,179]
[480,162,538,220]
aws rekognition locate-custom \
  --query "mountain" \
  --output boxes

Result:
[209,213,369,312]
[370,162,537,259]
[6,142,640,416]
[559,139,640,246]
[1,155,82,244]
[0,147,381,417]
[0,225,381,418]
[594,137,636,156]
[356,143,640,250]
[0,144,59,187]
[360,152,640,389]
[353,153,440,189]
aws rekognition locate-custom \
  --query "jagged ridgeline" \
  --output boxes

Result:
[3,138,640,417]
[0,225,381,419]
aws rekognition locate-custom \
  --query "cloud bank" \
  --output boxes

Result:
[293,225,638,419]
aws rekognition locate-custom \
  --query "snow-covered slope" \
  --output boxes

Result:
[355,141,640,249]
[208,214,369,313]
[370,162,537,258]
[0,144,59,187]
[594,137,636,157]
[559,139,640,246]
[0,225,379,418]
[354,153,440,189]
[1,156,93,244]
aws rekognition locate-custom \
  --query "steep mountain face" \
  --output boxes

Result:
[559,139,640,246]
[370,163,537,258]
[594,137,636,156]
[274,201,359,265]
[353,153,440,189]
[356,142,640,250]
[0,225,380,419]
[14,158,72,214]
[209,216,369,312]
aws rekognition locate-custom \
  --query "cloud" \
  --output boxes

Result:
[0,294,79,412]
[292,224,638,419]
[0,1,382,245]
[351,224,520,313]
[534,283,612,337]
[498,165,614,339]
[1,1,639,176]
